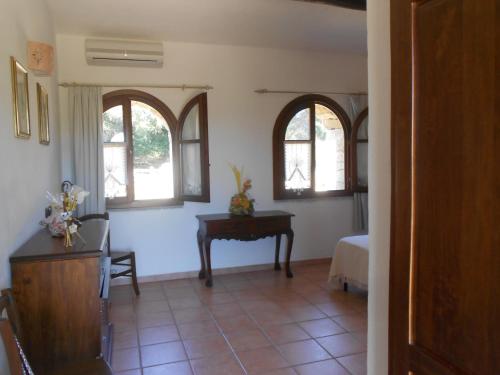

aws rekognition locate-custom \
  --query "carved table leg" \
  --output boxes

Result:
[285,230,294,278]
[197,230,206,279]
[204,237,213,287]
[274,234,282,271]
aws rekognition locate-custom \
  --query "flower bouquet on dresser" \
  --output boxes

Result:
[229,164,255,216]
[42,181,89,247]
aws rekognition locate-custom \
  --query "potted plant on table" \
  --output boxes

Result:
[229,165,255,216]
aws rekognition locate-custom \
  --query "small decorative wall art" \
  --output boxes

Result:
[37,83,50,145]
[10,56,31,138]
[27,41,54,76]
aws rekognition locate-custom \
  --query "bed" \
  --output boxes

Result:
[328,234,369,291]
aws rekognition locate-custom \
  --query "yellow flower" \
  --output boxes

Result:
[230,164,243,193]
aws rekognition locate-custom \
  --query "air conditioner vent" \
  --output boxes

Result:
[85,39,163,68]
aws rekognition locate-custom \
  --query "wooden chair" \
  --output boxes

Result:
[0,289,113,375]
[79,212,140,295]
[0,320,24,375]
[0,289,24,375]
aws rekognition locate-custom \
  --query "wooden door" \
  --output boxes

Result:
[390,0,499,374]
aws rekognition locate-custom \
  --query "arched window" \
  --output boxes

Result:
[103,90,209,208]
[351,108,368,192]
[273,95,351,200]
[178,93,210,202]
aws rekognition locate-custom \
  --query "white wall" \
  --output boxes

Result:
[367,0,391,374]
[0,0,61,372]
[57,35,368,278]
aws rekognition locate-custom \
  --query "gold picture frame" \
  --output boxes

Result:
[10,56,31,138]
[37,83,50,145]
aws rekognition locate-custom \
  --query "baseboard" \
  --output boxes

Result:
[110,257,331,287]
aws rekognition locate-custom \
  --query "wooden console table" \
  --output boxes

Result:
[196,210,295,287]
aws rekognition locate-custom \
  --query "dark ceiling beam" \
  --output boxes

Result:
[295,0,366,11]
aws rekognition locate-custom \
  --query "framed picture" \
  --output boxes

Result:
[37,83,50,145]
[10,56,30,138]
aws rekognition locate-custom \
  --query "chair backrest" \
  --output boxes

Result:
[0,289,24,375]
[78,212,111,257]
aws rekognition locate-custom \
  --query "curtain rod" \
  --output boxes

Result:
[58,82,214,90]
[254,89,367,95]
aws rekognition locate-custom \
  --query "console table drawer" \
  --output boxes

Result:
[255,218,289,234]
[207,220,256,235]
[207,218,289,236]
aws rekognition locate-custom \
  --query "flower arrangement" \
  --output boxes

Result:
[42,182,89,247]
[229,165,255,216]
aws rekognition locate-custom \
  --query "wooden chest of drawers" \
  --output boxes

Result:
[9,220,112,374]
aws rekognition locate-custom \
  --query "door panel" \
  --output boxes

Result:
[390,0,499,374]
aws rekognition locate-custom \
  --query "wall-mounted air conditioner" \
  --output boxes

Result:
[85,39,163,68]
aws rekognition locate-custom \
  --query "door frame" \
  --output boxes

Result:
[389,0,412,373]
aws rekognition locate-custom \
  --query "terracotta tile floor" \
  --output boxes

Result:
[110,262,367,375]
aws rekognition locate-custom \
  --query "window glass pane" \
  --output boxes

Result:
[285,143,311,190]
[357,142,368,187]
[131,101,174,200]
[103,105,124,142]
[285,108,310,140]
[104,144,127,198]
[357,116,368,140]
[315,104,345,191]
[182,143,202,195]
[182,104,200,140]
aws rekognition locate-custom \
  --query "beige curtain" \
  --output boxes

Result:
[348,94,368,122]
[69,86,105,215]
[353,192,369,232]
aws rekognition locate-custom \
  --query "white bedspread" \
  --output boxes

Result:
[328,235,369,290]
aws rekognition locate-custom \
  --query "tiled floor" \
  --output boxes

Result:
[110,262,367,375]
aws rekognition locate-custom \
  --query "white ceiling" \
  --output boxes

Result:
[46,0,366,54]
